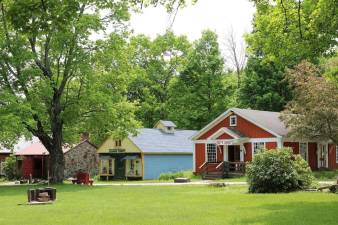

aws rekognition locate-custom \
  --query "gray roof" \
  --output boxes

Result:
[158,120,177,127]
[232,108,289,136]
[129,128,197,153]
[0,137,39,154]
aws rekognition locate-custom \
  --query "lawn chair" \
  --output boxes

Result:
[71,172,94,185]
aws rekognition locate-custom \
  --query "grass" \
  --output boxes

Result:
[1,184,338,225]
[312,170,338,181]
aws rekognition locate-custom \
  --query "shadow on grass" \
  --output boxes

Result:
[0,183,104,197]
[237,199,338,225]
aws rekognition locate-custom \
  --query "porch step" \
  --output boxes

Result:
[202,172,223,180]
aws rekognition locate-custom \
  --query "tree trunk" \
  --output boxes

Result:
[49,146,65,183]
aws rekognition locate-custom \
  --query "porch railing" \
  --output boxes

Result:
[223,161,246,177]
[200,161,246,178]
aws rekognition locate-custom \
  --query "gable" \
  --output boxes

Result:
[198,113,275,140]
[216,133,233,139]
[97,137,141,153]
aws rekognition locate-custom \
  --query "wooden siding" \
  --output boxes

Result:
[266,142,277,150]
[198,113,275,140]
[308,142,317,170]
[328,144,338,170]
[143,155,192,179]
[283,142,299,154]
[244,143,252,161]
[97,137,141,153]
[195,143,205,173]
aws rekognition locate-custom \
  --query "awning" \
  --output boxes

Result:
[121,155,140,161]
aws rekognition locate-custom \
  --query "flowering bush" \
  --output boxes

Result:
[247,148,314,193]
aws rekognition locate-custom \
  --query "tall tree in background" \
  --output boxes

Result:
[168,30,233,130]
[127,32,190,127]
[0,0,186,183]
[281,61,338,144]
[240,0,337,111]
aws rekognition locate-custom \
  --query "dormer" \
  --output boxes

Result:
[154,120,177,134]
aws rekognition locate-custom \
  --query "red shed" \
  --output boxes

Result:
[192,108,337,178]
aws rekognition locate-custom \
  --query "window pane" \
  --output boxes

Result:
[207,144,216,162]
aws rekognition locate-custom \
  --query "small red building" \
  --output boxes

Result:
[192,108,338,177]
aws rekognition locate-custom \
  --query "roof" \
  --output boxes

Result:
[232,108,288,136]
[128,128,197,154]
[15,139,96,156]
[192,108,289,140]
[156,120,177,127]
[0,137,40,154]
[15,142,72,156]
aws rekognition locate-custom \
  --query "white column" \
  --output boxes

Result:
[223,145,228,161]
[277,137,283,148]
[240,144,245,162]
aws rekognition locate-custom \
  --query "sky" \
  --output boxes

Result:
[129,0,256,68]
[130,0,255,42]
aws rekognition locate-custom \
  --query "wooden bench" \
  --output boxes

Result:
[71,172,94,185]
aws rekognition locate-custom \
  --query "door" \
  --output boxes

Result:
[228,146,240,162]
[317,143,328,168]
[115,157,126,179]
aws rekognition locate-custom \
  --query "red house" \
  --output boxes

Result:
[192,108,338,178]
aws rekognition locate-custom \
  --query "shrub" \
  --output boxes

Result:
[247,148,315,193]
[3,155,17,180]
[158,170,200,180]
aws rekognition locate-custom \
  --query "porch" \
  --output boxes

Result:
[199,161,246,179]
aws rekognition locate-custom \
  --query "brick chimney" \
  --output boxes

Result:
[80,132,90,142]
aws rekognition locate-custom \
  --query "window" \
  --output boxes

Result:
[115,140,122,147]
[336,145,338,163]
[230,115,237,126]
[206,144,217,162]
[299,143,308,161]
[253,142,265,157]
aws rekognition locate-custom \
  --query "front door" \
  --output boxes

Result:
[115,157,125,179]
[317,143,328,168]
[228,145,240,162]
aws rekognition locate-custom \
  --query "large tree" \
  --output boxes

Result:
[168,30,235,130]
[240,0,337,112]
[126,32,190,127]
[0,0,187,183]
[281,61,338,144]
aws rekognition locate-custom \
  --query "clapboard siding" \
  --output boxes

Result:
[143,155,192,179]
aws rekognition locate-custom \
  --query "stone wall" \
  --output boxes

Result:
[64,141,98,178]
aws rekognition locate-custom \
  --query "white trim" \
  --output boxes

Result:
[205,143,217,163]
[317,143,329,168]
[299,142,308,162]
[207,127,240,140]
[252,142,266,159]
[191,108,282,140]
[229,115,237,126]
[277,137,283,148]
[223,145,228,161]
[193,137,278,144]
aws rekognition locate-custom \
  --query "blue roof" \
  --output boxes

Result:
[128,128,197,154]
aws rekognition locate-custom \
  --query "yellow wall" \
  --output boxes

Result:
[97,136,141,153]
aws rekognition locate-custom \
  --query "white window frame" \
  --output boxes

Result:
[299,142,308,162]
[252,142,265,158]
[206,144,217,162]
[229,115,237,126]
[336,145,338,164]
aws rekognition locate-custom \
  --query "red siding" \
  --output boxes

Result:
[21,157,34,178]
[198,113,275,140]
[216,133,233,139]
[308,143,317,170]
[328,144,338,170]
[195,144,205,173]
[283,142,299,154]
[266,142,277,150]
[244,143,252,161]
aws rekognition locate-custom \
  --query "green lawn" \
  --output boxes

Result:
[1,184,338,225]
[313,170,338,181]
